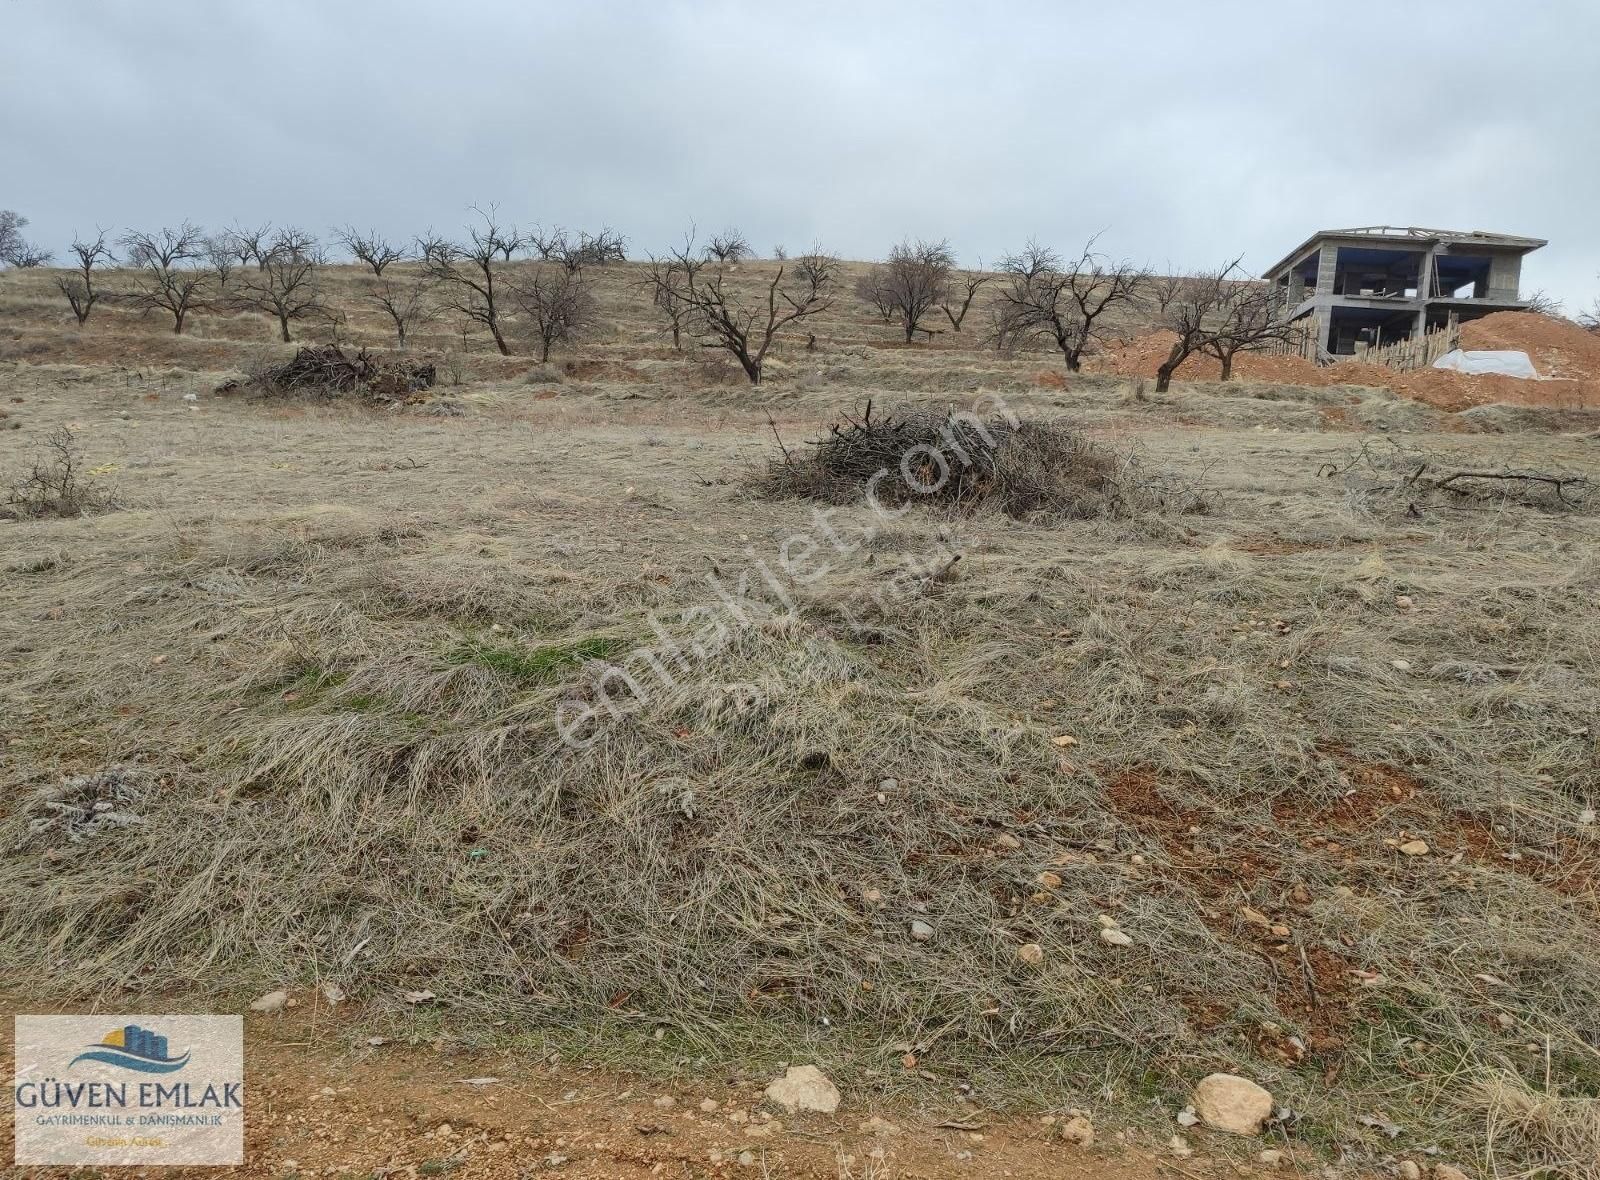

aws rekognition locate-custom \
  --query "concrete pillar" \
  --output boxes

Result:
[1314,243,1339,295]
[1488,254,1521,301]
[1415,247,1436,299]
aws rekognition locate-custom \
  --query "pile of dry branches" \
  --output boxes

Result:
[754,401,1206,520]
[231,345,437,403]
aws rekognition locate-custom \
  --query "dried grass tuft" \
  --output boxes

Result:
[1469,1072,1600,1180]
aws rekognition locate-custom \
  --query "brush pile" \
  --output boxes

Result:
[228,345,437,403]
[754,400,1205,519]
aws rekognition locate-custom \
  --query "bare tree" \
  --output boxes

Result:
[335,225,407,275]
[414,229,456,268]
[231,221,276,268]
[365,273,438,348]
[425,205,520,355]
[1201,283,1298,380]
[648,263,693,350]
[230,243,329,342]
[0,210,26,263]
[120,223,209,333]
[1149,268,1186,315]
[1522,289,1563,318]
[513,266,597,362]
[531,226,628,273]
[204,233,240,288]
[854,269,896,324]
[793,247,840,291]
[1153,261,1243,393]
[981,297,1034,354]
[941,267,993,332]
[1580,295,1600,335]
[996,238,1146,371]
[267,226,319,264]
[0,210,51,267]
[703,228,752,263]
[55,231,115,325]
[645,231,833,383]
[873,238,955,342]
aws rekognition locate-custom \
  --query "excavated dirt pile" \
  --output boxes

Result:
[1103,312,1600,412]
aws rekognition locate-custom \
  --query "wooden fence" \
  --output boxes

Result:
[1262,312,1461,371]
[1350,315,1460,371]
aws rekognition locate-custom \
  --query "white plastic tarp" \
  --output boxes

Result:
[1431,349,1539,379]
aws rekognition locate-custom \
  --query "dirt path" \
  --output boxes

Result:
[3,1000,1306,1179]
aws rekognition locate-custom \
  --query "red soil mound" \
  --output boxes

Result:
[1098,313,1600,412]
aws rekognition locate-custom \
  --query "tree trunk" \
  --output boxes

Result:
[903,319,915,344]
[487,316,510,356]
[278,314,292,343]
[1156,339,1189,393]
[172,308,186,334]
[395,322,407,348]
[1064,349,1082,372]
[1219,353,1234,380]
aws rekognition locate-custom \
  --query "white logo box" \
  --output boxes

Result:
[13,1015,244,1166]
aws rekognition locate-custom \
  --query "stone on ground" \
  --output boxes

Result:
[1191,1072,1274,1135]
[764,1065,841,1114]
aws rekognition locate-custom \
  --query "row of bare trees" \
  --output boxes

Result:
[851,235,1298,390]
[7,204,1307,383]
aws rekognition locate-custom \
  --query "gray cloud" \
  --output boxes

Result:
[5,0,1597,308]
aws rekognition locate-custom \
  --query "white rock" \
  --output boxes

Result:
[1191,1073,1274,1135]
[249,989,289,1013]
[909,919,934,942]
[1168,1135,1193,1157]
[1578,808,1595,826]
[1259,1148,1284,1167]
[699,1098,720,1113]
[1433,1166,1470,1180]
[1099,928,1133,947]
[1392,659,1412,671]
[1176,1106,1199,1127]
[764,1065,840,1114]
[320,981,347,1006]
[1017,942,1045,966]
[1398,839,1430,856]
[1399,1161,1423,1180]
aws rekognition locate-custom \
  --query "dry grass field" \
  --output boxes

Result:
[2,258,1599,1178]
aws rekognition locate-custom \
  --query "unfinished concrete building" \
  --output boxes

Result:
[1264,226,1546,356]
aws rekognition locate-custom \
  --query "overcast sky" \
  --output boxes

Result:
[5,0,1597,308]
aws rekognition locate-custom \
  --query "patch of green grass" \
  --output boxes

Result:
[448,633,630,682]
[257,663,349,706]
